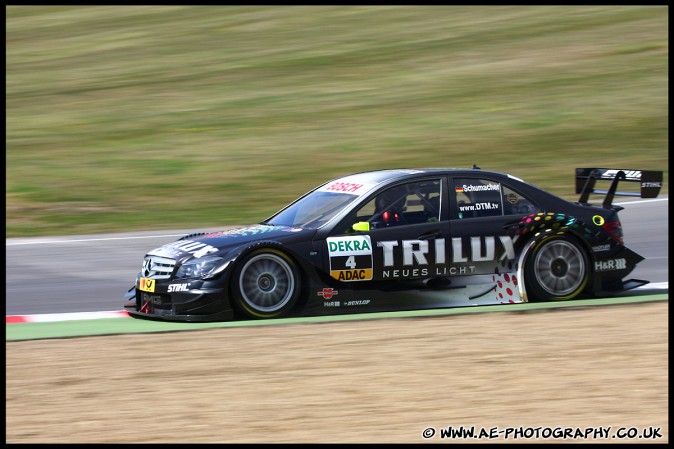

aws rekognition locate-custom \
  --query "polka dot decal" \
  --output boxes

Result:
[493,273,519,303]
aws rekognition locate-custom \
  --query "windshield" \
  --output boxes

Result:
[265,191,359,229]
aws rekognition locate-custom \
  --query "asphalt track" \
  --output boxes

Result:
[6,197,668,340]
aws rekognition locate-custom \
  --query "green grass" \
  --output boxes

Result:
[6,6,668,237]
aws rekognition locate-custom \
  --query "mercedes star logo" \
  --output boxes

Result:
[143,258,152,277]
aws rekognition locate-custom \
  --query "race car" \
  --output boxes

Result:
[124,166,662,322]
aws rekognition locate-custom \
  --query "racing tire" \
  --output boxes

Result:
[231,248,301,319]
[524,233,590,302]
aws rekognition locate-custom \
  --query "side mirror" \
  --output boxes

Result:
[352,221,370,232]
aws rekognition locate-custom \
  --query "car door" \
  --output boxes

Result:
[448,175,542,275]
[323,177,449,283]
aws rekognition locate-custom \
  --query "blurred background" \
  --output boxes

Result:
[6,5,668,238]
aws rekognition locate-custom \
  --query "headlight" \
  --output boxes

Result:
[174,256,230,280]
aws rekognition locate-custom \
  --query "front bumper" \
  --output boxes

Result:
[124,276,235,322]
[124,305,234,322]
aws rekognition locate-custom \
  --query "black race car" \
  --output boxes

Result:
[124,167,662,322]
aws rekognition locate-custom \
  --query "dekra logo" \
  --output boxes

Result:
[328,239,371,253]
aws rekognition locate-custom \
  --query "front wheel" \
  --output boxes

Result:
[231,249,300,319]
[524,234,590,301]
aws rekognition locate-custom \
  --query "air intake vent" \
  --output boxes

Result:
[141,256,175,279]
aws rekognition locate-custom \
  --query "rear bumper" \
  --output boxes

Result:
[589,244,646,295]
[619,278,650,291]
[592,278,649,297]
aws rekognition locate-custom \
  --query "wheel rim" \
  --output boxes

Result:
[533,240,586,297]
[239,253,295,313]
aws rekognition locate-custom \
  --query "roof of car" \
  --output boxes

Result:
[343,168,509,183]
[316,168,530,199]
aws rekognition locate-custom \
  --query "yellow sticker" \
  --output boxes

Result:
[330,269,373,282]
[592,215,605,226]
[139,277,155,292]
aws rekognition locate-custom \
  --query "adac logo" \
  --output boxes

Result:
[139,277,155,293]
[317,288,338,300]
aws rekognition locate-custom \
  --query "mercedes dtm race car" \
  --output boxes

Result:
[124,167,662,322]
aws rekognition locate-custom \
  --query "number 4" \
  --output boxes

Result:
[345,255,357,269]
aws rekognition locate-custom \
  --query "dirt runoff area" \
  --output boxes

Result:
[6,301,668,444]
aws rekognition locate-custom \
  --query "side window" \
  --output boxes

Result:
[454,178,504,218]
[454,178,541,219]
[340,179,441,232]
[502,185,541,215]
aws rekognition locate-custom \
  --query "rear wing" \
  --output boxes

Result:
[576,168,663,208]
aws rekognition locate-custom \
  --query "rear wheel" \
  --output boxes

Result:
[231,249,300,319]
[524,234,589,301]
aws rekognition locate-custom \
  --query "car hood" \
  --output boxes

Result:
[145,224,314,261]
